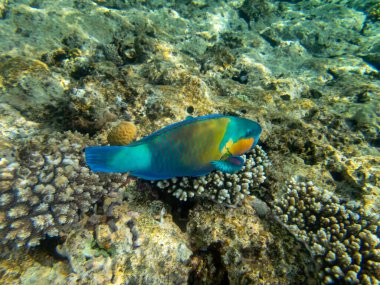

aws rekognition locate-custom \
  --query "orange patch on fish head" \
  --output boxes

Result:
[229,138,254,156]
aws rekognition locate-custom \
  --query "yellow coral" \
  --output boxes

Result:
[107,121,137,146]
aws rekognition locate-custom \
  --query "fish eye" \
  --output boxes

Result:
[244,129,253,137]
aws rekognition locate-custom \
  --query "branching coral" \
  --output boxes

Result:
[153,145,271,205]
[0,131,127,248]
[274,179,380,285]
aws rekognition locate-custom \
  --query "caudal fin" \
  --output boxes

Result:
[85,146,130,173]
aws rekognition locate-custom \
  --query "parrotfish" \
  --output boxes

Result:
[85,114,262,180]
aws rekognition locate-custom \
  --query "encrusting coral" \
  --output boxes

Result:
[107,121,137,146]
[0,131,127,248]
[153,145,271,205]
[274,178,380,285]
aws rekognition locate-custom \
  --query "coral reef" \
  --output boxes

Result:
[187,202,319,285]
[0,183,320,285]
[55,200,192,285]
[0,0,379,284]
[153,145,271,204]
[107,121,137,146]
[274,179,380,285]
[0,127,126,248]
[62,85,119,135]
[0,250,70,285]
[0,56,66,121]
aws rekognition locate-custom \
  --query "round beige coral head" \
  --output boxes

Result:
[107,121,137,146]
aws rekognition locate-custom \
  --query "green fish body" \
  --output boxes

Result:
[85,114,262,180]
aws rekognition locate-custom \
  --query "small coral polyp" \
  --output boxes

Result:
[0,131,127,248]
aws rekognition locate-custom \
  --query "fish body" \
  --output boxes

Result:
[85,114,262,180]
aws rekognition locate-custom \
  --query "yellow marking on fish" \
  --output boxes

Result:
[222,139,233,155]
[178,118,230,166]
[223,138,254,157]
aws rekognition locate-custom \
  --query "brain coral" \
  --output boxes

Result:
[107,121,137,146]
[153,145,271,205]
[274,178,380,285]
[0,131,127,248]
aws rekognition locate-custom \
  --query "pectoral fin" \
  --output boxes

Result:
[211,156,245,173]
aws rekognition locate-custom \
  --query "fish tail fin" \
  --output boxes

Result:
[85,145,151,173]
[85,146,131,173]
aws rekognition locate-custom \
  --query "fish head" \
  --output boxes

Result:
[221,117,262,157]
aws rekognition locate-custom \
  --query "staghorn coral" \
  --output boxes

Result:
[0,131,127,248]
[107,121,137,146]
[274,178,380,285]
[153,145,271,205]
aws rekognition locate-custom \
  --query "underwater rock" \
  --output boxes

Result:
[238,0,277,23]
[0,249,70,285]
[63,86,119,134]
[202,45,236,73]
[153,145,271,205]
[20,261,69,285]
[359,42,380,70]
[0,103,41,141]
[0,56,66,121]
[258,2,367,57]
[326,151,380,212]
[100,43,124,66]
[267,77,309,101]
[274,178,380,285]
